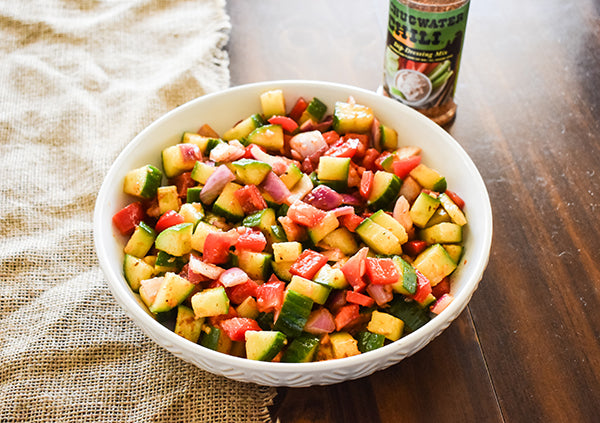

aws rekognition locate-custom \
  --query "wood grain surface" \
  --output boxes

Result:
[226,1,600,421]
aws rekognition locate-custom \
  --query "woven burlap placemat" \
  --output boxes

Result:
[0,1,276,421]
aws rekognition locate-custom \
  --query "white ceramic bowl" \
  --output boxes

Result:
[94,80,492,387]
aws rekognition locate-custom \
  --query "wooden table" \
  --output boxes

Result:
[227,1,600,421]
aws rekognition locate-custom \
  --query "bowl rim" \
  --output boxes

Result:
[94,79,493,379]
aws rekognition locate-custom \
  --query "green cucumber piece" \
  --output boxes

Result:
[357,331,386,353]
[123,165,162,199]
[379,124,398,151]
[281,333,321,363]
[242,208,277,232]
[271,260,294,282]
[410,192,441,228]
[367,171,402,211]
[388,297,431,332]
[391,255,417,295]
[279,163,303,189]
[307,212,339,245]
[418,222,462,244]
[412,243,457,286]
[438,192,467,226]
[149,272,195,314]
[156,185,180,216]
[191,286,230,318]
[123,254,155,292]
[260,89,286,118]
[332,101,374,134]
[190,161,216,185]
[274,290,314,338]
[355,218,402,256]
[223,113,265,141]
[369,210,408,245]
[410,163,447,192]
[246,124,284,151]
[231,158,272,185]
[123,221,156,258]
[174,305,204,343]
[237,250,272,281]
[200,325,232,353]
[317,156,350,182]
[212,182,244,222]
[443,244,463,264]
[287,275,331,305]
[154,250,187,273]
[182,132,211,153]
[313,264,349,289]
[245,330,287,361]
[299,97,327,124]
[179,202,205,226]
[318,227,359,256]
[186,186,203,203]
[154,222,193,256]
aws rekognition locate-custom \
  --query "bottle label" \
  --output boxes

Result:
[384,0,470,109]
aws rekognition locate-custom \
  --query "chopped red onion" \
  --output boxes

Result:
[366,284,394,306]
[330,205,355,217]
[199,164,235,204]
[304,185,343,210]
[259,171,291,203]
[218,267,249,288]
[188,254,225,283]
[304,308,336,334]
[340,193,364,207]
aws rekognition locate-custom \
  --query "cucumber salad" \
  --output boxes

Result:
[112,89,468,362]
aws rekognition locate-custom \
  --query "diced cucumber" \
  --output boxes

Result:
[274,290,314,338]
[318,227,358,256]
[379,124,398,151]
[154,250,187,273]
[174,305,204,343]
[139,276,163,308]
[443,243,463,264]
[237,250,272,281]
[410,192,441,228]
[231,158,272,185]
[190,221,220,253]
[271,260,294,282]
[332,101,374,134]
[260,89,286,118]
[369,210,408,245]
[245,330,287,361]
[124,221,156,258]
[186,187,203,203]
[425,206,452,227]
[242,208,277,232]
[390,256,417,295]
[154,222,193,256]
[418,222,463,244]
[223,113,265,141]
[439,192,467,226]
[412,243,457,286]
[123,254,155,292]
[190,161,216,185]
[410,163,447,192]
[287,275,331,305]
[366,310,404,341]
[355,218,402,256]
[286,173,314,204]
[357,331,386,353]
[123,165,162,199]
[200,325,232,353]
[379,153,396,172]
[157,185,181,215]
[367,171,402,211]
[205,138,225,155]
[235,296,260,319]
[149,272,195,313]
[161,144,199,178]
[246,124,284,152]
[317,156,350,183]
[272,241,303,263]
[182,132,211,153]
[191,286,230,318]
[281,333,321,363]
[299,97,327,124]
[313,264,349,289]
[279,163,303,189]
[329,332,360,358]
[179,202,205,226]
[267,224,288,245]
[307,212,339,245]
[212,182,245,222]
[388,297,431,332]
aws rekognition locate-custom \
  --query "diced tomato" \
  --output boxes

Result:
[219,317,262,342]
[289,249,328,280]
[403,240,428,256]
[233,184,268,214]
[361,148,380,170]
[179,143,202,164]
[359,170,374,199]
[365,257,400,285]
[445,189,466,209]
[170,171,196,199]
[338,213,364,232]
[411,270,433,303]
[341,247,369,291]
[155,209,185,233]
[392,156,422,179]
[277,215,307,242]
[334,304,360,331]
[235,228,267,252]
[322,130,340,145]
[345,290,375,307]
[268,115,299,132]
[289,97,308,122]
[112,202,145,235]
[256,280,285,313]
[342,133,368,158]
[227,279,259,304]
[208,306,238,326]
[432,277,451,298]
[287,200,326,227]
[203,230,239,264]
[324,137,359,158]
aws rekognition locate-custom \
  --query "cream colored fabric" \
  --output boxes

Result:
[0,1,275,421]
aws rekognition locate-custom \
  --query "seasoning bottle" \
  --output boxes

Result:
[381,0,470,126]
